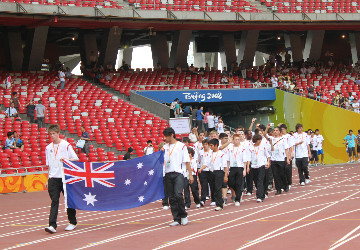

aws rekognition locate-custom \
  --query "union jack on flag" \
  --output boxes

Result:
[63,160,115,188]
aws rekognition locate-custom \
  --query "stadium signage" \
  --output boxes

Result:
[183,91,223,102]
[136,88,276,103]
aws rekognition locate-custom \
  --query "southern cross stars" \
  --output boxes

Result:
[148,169,154,176]
[83,192,97,206]
[124,179,131,186]
[137,162,143,169]
[138,196,145,202]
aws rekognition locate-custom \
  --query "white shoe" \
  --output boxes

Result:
[185,206,190,210]
[347,161,351,163]
[265,194,268,199]
[163,205,169,210]
[169,221,180,227]
[214,206,223,211]
[305,179,310,184]
[246,192,252,196]
[256,199,263,203]
[65,224,77,231]
[196,204,200,208]
[181,217,188,226]
[200,201,205,207]
[234,202,240,207]
[300,182,305,186]
[288,185,291,190]
[45,226,56,234]
[210,202,216,206]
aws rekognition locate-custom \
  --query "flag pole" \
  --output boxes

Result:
[61,159,68,212]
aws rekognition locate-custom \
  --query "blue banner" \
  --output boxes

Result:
[63,151,165,211]
[136,88,276,103]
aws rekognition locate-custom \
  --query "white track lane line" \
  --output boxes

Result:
[329,225,360,248]
[237,190,360,249]
[329,231,360,249]
[73,198,360,250]
[151,172,360,249]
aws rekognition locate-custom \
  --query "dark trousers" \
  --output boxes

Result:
[48,178,77,229]
[37,117,45,128]
[184,175,201,207]
[199,171,214,202]
[81,143,90,154]
[252,166,266,200]
[266,165,274,188]
[212,170,225,208]
[162,177,169,206]
[196,120,203,130]
[228,167,244,202]
[246,166,254,194]
[271,161,287,192]
[285,158,292,186]
[29,114,35,123]
[165,172,187,223]
[295,157,310,183]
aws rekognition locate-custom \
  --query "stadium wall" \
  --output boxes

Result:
[269,90,357,164]
[0,173,47,193]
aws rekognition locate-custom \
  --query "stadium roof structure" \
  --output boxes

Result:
[1,2,360,31]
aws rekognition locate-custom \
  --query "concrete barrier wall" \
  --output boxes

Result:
[130,90,170,120]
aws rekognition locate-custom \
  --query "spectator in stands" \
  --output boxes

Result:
[332,93,340,107]
[80,126,90,154]
[6,103,18,118]
[65,67,72,79]
[35,100,46,128]
[284,51,291,67]
[26,100,36,123]
[105,72,113,81]
[197,107,205,129]
[176,64,182,73]
[205,63,210,72]
[228,73,234,85]
[207,112,215,132]
[11,92,20,112]
[189,64,195,73]
[192,106,198,128]
[144,140,154,155]
[123,147,133,161]
[349,92,355,105]
[174,101,183,117]
[339,94,345,109]
[328,57,334,67]
[13,131,24,151]
[154,63,162,71]
[221,75,228,84]
[58,70,66,90]
[355,75,360,85]
[120,61,130,71]
[5,73,13,89]
[4,132,16,150]
[239,60,247,79]
[183,105,192,118]
[271,75,278,88]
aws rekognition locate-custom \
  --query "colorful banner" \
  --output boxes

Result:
[270,89,360,164]
[0,173,48,194]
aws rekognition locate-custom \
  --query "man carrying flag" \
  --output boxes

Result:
[45,125,79,234]
[162,128,193,226]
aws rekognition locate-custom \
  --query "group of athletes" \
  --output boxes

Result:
[161,119,325,226]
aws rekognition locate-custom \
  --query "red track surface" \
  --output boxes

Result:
[1,164,360,250]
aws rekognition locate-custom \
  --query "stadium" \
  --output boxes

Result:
[1,1,360,249]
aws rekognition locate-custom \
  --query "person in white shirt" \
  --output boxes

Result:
[143,140,154,155]
[44,125,79,234]
[269,127,290,195]
[271,75,278,88]
[58,70,66,90]
[207,113,215,132]
[198,139,213,205]
[199,138,228,211]
[280,124,295,190]
[219,133,231,204]
[217,118,225,134]
[162,128,193,226]
[227,134,249,206]
[183,148,201,209]
[244,130,254,195]
[5,73,13,89]
[315,129,325,165]
[6,103,18,118]
[249,134,270,202]
[293,123,312,186]
[188,127,198,143]
[309,131,319,166]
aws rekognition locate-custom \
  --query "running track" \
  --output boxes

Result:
[1,164,360,250]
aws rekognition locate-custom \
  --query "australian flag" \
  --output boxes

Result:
[62,151,165,211]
